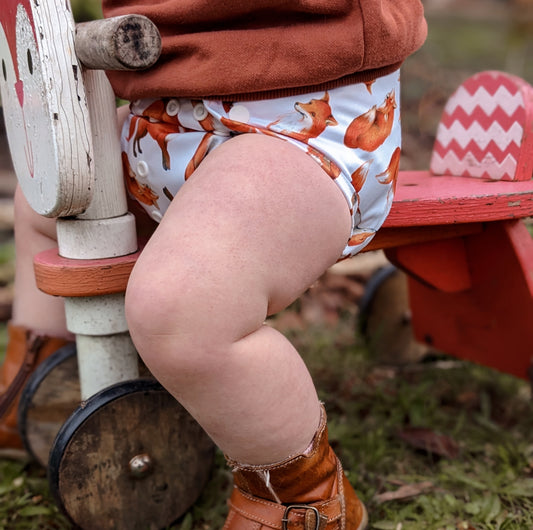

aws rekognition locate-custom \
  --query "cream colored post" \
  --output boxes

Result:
[57,69,139,400]
[56,13,160,399]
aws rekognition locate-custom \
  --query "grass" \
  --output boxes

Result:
[2,312,532,529]
[283,324,533,530]
[0,459,70,530]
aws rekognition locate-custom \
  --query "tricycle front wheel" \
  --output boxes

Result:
[48,378,214,530]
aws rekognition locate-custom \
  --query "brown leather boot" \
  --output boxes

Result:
[223,406,368,530]
[0,322,71,449]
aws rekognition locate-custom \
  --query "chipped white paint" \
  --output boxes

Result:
[56,213,137,259]
[64,294,129,335]
[79,69,129,220]
[64,294,139,399]
[1,1,153,399]
[0,0,93,217]
[76,333,139,400]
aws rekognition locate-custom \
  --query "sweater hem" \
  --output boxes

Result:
[201,63,403,102]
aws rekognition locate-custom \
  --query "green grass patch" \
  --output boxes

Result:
[0,459,70,529]
[1,318,532,529]
[292,325,533,530]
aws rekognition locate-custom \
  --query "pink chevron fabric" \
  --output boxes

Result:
[430,71,533,181]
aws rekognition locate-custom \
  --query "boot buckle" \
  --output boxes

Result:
[282,505,322,530]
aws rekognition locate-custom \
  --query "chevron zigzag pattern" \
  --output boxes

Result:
[444,85,524,117]
[430,71,533,181]
[435,121,524,151]
[430,151,521,181]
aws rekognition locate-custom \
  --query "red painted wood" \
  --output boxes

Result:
[369,72,533,377]
[365,223,483,252]
[430,71,533,182]
[383,170,533,227]
[34,248,141,297]
[386,238,472,293]
[405,220,533,379]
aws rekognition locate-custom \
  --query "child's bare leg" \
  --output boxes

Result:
[11,186,70,338]
[125,133,352,464]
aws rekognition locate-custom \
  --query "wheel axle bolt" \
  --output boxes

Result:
[129,453,153,478]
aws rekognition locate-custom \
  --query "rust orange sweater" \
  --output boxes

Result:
[102,1,427,101]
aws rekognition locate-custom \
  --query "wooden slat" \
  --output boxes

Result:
[384,171,533,227]
[406,220,533,379]
[365,222,483,252]
[34,248,140,297]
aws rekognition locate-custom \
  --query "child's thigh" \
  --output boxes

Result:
[129,133,351,328]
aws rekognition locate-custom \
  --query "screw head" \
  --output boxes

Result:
[129,453,153,478]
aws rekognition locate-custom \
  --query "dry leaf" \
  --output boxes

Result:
[398,427,460,459]
[374,481,434,504]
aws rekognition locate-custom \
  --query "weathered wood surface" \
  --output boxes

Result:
[366,220,484,252]
[49,381,214,530]
[361,267,429,364]
[383,170,533,227]
[75,69,129,222]
[34,247,141,297]
[377,71,533,233]
[0,0,93,217]
[75,15,161,71]
[0,6,160,220]
[401,220,533,379]
[19,345,80,467]
[372,71,533,379]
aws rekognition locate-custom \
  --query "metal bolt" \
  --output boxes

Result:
[129,453,153,478]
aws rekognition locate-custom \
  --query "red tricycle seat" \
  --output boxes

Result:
[366,71,533,379]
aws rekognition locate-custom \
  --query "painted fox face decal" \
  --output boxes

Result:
[0,0,48,182]
[0,0,93,217]
[1,0,35,83]
[0,0,64,215]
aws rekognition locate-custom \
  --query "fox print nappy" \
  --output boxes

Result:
[121,70,401,259]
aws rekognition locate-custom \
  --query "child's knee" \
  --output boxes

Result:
[124,265,220,374]
[125,268,180,349]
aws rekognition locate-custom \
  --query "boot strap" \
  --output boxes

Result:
[228,487,343,529]
[0,333,45,419]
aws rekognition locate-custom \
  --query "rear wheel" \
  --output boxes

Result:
[359,265,428,364]
[18,344,80,467]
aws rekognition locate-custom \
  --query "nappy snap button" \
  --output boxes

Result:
[166,99,180,116]
[151,209,163,222]
[193,103,209,121]
[228,104,250,123]
[136,160,149,178]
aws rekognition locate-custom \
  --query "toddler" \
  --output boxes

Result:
[1,2,427,528]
